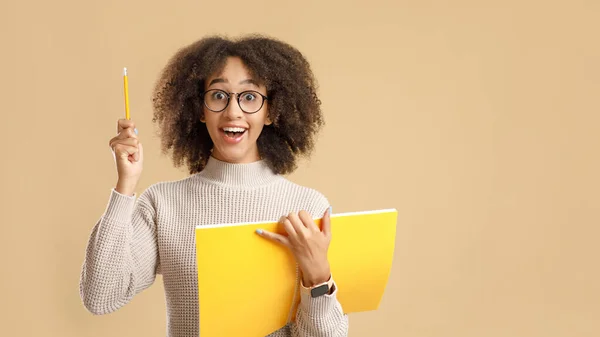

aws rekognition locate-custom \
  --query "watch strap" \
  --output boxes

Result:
[301,275,335,298]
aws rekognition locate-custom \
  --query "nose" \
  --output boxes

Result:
[223,95,244,120]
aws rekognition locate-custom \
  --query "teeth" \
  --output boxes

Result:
[222,127,246,133]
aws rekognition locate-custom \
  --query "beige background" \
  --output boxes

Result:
[1,0,599,336]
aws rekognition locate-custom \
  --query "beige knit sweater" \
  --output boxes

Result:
[79,157,349,336]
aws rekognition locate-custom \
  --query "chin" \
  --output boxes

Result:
[213,147,258,164]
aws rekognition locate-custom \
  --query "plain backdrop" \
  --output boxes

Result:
[1,0,599,336]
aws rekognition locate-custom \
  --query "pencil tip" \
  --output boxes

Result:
[123,67,127,76]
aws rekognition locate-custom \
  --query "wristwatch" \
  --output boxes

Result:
[301,275,335,298]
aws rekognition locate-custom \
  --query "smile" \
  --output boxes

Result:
[220,127,247,143]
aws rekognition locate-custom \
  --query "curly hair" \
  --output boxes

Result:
[151,34,324,175]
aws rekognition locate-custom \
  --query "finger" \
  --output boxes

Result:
[298,210,319,232]
[287,212,308,238]
[256,229,290,247]
[112,138,141,162]
[133,148,140,162]
[113,144,139,159]
[117,118,135,134]
[281,217,299,243]
[322,206,332,239]
[116,126,138,141]
[109,136,139,148]
[135,142,143,162]
[109,129,137,151]
[109,137,139,151]
[120,126,138,139]
[277,215,287,230]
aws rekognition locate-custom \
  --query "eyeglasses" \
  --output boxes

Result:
[201,89,268,114]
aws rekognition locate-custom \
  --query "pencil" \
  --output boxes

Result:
[123,67,130,120]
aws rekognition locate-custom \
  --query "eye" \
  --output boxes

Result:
[240,92,257,101]
[211,91,227,100]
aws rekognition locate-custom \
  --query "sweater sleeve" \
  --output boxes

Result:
[290,280,349,336]
[290,191,349,336]
[79,188,160,315]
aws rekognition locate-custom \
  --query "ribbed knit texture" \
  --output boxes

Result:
[79,156,349,337]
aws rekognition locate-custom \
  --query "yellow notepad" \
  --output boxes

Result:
[195,208,397,337]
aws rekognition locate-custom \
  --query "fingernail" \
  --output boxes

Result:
[134,128,138,135]
[329,206,332,215]
[256,229,263,235]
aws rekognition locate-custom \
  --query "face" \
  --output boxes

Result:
[201,57,271,164]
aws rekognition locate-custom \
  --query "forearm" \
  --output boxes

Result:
[79,189,158,315]
[291,282,349,337]
[80,218,136,314]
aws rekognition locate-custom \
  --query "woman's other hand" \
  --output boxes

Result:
[109,118,143,196]
[258,207,332,286]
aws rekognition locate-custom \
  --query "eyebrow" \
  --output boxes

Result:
[208,78,259,87]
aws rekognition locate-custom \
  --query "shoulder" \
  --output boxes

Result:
[136,174,199,207]
[277,177,330,218]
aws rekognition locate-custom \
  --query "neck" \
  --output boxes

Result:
[197,156,279,187]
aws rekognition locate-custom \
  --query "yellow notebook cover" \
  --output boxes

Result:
[195,208,397,337]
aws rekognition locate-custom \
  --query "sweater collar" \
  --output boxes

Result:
[197,156,279,187]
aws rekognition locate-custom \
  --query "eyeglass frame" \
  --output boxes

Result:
[200,89,269,114]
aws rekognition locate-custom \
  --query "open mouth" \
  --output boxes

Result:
[222,127,247,139]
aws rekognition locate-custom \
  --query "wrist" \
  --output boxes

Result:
[301,263,331,287]
[115,179,137,196]
[301,272,335,298]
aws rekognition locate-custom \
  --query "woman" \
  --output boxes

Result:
[79,35,349,337]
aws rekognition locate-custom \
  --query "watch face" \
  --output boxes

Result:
[310,284,329,298]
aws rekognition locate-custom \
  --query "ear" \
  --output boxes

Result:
[264,114,273,126]
[200,114,206,123]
